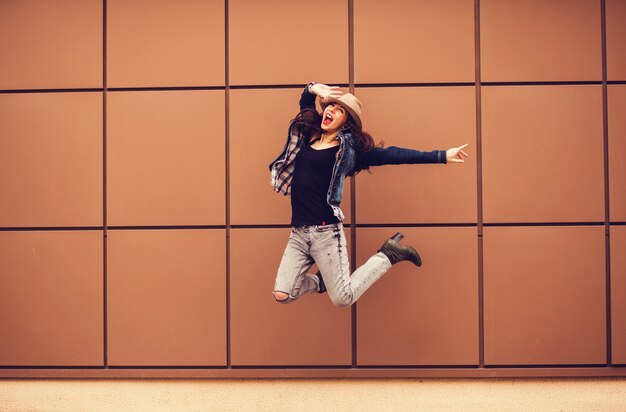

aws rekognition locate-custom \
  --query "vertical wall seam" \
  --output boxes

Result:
[225,0,231,368]
[348,0,357,368]
[474,0,485,368]
[102,0,108,368]
[600,0,612,366]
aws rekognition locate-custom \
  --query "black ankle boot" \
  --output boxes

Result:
[315,270,327,293]
[378,232,422,267]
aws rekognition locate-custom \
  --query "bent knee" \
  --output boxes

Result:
[331,294,354,308]
[273,291,290,303]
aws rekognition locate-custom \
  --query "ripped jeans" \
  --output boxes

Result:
[273,222,392,307]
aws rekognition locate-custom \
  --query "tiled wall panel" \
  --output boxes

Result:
[107,90,225,226]
[0,0,102,89]
[611,227,626,364]
[482,86,604,223]
[355,87,477,224]
[356,227,478,365]
[229,88,293,225]
[0,231,103,366]
[607,0,626,80]
[228,0,348,85]
[484,226,606,365]
[608,85,626,222]
[354,0,475,83]
[230,228,352,366]
[107,229,226,366]
[0,92,103,228]
[229,87,351,225]
[107,0,225,87]
[480,0,602,82]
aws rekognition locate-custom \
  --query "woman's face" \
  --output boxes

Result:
[321,103,348,133]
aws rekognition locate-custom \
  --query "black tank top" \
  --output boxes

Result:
[290,143,341,226]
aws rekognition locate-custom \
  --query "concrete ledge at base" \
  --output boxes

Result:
[1,378,626,412]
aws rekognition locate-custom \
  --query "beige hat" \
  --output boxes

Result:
[320,93,362,130]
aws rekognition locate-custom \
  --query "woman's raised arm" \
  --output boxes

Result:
[299,82,343,111]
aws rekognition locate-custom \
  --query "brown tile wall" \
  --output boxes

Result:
[0,0,624,377]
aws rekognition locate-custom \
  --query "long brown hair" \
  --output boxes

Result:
[290,108,383,174]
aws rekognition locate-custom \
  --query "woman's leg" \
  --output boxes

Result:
[273,227,320,304]
[310,223,392,308]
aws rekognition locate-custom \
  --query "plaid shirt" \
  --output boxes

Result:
[269,121,303,196]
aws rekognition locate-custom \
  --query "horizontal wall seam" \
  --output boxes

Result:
[3,80,626,94]
[0,364,616,370]
[2,368,626,379]
[5,222,626,231]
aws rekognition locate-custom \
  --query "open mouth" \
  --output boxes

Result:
[322,112,333,126]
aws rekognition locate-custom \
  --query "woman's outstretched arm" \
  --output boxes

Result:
[355,144,469,170]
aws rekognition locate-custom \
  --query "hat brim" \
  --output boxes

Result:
[320,98,362,130]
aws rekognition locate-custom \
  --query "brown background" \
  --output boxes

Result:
[0,0,625,378]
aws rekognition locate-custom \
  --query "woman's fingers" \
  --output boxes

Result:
[323,91,344,100]
[316,84,344,100]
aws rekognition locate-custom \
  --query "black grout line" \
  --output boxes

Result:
[482,222,606,227]
[474,0,485,369]
[0,88,103,94]
[232,365,476,370]
[481,81,603,86]
[0,227,105,231]
[229,83,350,90]
[230,225,291,229]
[4,222,622,232]
[601,0,612,366]
[102,0,108,369]
[355,365,479,369]
[107,86,224,92]
[224,0,231,369]
[348,0,358,369]
[5,81,626,95]
[483,364,611,369]
[3,363,623,370]
[358,223,478,228]
[108,225,226,230]
[356,82,475,88]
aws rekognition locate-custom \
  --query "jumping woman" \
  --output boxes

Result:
[269,82,469,308]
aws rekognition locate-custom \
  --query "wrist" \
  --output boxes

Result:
[307,81,317,94]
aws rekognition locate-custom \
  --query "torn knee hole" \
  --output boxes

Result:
[273,291,289,301]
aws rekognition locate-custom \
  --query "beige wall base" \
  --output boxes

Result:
[2,378,626,411]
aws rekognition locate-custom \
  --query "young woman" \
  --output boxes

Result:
[269,82,468,308]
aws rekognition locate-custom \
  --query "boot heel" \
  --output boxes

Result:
[390,232,404,242]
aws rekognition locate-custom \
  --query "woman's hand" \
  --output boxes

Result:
[310,83,343,102]
[446,144,469,163]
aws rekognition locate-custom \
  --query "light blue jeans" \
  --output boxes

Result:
[273,222,392,307]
